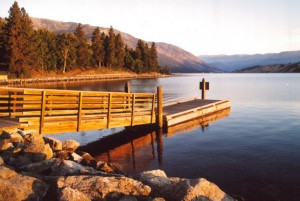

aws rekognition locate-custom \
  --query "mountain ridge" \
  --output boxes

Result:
[31,18,218,73]
[199,51,300,72]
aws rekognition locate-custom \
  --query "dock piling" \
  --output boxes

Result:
[157,86,163,128]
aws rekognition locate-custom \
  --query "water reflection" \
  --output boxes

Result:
[79,109,230,173]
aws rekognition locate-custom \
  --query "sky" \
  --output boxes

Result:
[1,0,300,56]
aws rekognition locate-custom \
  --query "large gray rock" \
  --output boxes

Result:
[58,187,91,201]
[139,170,235,201]
[50,160,98,176]
[0,166,48,201]
[43,136,62,151]
[8,156,32,167]
[23,143,53,162]
[62,140,80,152]
[57,175,151,200]
[21,158,57,173]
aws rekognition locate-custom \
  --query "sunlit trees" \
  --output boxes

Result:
[105,26,115,68]
[91,27,105,67]
[74,23,91,67]
[33,29,59,73]
[57,33,78,74]
[1,2,164,77]
[4,2,35,77]
[0,18,5,66]
[115,33,124,68]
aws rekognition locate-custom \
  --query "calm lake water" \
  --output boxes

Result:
[19,74,300,201]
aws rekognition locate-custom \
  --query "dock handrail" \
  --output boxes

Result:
[0,87,157,134]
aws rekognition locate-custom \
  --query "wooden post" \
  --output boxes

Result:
[200,78,209,100]
[107,93,112,128]
[39,91,46,134]
[151,94,156,123]
[125,81,130,93]
[131,94,135,126]
[157,86,163,128]
[77,92,83,131]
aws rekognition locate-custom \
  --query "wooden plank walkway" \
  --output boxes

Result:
[163,98,231,127]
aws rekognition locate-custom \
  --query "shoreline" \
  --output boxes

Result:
[0,73,171,86]
[0,128,236,201]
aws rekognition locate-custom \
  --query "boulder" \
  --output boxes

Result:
[0,157,4,166]
[43,136,62,151]
[21,158,57,173]
[0,166,48,201]
[0,139,13,151]
[119,195,138,201]
[139,170,235,201]
[96,161,116,173]
[70,152,83,163]
[152,198,166,201]
[50,160,98,176]
[23,133,45,146]
[9,133,24,145]
[23,143,53,162]
[62,140,79,152]
[8,156,32,167]
[57,175,151,200]
[57,187,91,201]
[55,150,71,160]
[78,152,97,168]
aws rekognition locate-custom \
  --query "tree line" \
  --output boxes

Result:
[0,2,169,78]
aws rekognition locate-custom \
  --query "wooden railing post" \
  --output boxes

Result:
[107,93,112,128]
[200,78,209,100]
[151,94,156,123]
[157,86,163,128]
[125,81,130,93]
[39,91,46,134]
[77,92,83,131]
[131,94,135,126]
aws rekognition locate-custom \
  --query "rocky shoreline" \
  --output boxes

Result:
[0,129,236,201]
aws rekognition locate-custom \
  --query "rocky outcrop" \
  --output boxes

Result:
[0,129,236,201]
[139,170,235,201]
[57,175,151,200]
[0,166,48,201]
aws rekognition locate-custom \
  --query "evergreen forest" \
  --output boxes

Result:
[0,2,169,78]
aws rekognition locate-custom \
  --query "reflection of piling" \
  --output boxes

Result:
[130,140,136,171]
[150,131,156,159]
[156,129,163,165]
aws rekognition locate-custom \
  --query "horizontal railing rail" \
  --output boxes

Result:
[0,87,156,134]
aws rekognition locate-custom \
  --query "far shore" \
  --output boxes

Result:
[0,69,171,86]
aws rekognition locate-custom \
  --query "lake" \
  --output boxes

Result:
[19,73,300,201]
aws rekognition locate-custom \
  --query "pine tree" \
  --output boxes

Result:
[106,26,115,69]
[33,29,58,74]
[150,42,159,72]
[91,27,104,67]
[4,2,35,77]
[74,23,91,67]
[115,33,124,68]
[57,33,78,74]
[0,18,5,66]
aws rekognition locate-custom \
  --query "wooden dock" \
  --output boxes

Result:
[163,98,231,127]
[0,83,231,134]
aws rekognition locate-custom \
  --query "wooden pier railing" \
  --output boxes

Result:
[0,87,157,134]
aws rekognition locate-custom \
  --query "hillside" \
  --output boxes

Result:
[234,62,300,73]
[31,18,217,73]
[199,51,300,72]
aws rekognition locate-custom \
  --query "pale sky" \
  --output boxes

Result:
[1,0,300,56]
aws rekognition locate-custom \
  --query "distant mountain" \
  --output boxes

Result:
[31,18,218,73]
[234,62,300,73]
[199,51,300,72]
